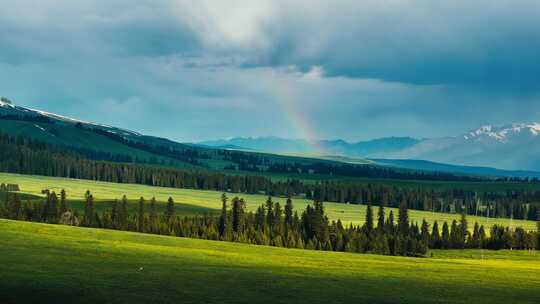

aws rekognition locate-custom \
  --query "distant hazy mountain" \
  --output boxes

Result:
[200,136,419,157]
[201,123,540,171]
[388,123,540,171]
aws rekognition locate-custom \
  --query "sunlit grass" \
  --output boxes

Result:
[0,219,538,304]
[1,172,536,231]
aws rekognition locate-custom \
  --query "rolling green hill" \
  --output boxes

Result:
[1,219,539,304]
[0,120,197,168]
[3,104,536,181]
[1,172,536,231]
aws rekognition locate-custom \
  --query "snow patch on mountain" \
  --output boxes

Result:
[463,123,540,142]
[0,98,142,137]
[0,99,15,108]
[33,124,47,133]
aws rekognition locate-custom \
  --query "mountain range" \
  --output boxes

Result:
[200,136,419,157]
[201,124,540,172]
[388,123,540,171]
[2,97,540,178]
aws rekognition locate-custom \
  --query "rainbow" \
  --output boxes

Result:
[272,79,325,154]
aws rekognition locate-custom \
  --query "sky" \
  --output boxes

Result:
[0,0,539,143]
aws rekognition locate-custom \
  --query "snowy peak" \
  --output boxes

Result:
[0,97,141,137]
[463,123,540,142]
[0,97,15,108]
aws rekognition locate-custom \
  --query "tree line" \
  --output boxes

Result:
[1,188,538,257]
[0,132,539,221]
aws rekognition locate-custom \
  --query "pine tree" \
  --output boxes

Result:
[284,197,293,227]
[137,197,145,232]
[165,197,175,221]
[450,220,460,249]
[431,221,441,249]
[441,221,450,249]
[255,205,265,229]
[471,222,481,248]
[47,192,59,223]
[219,193,228,237]
[364,205,374,235]
[149,197,157,228]
[398,202,409,236]
[59,189,67,214]
[231,197,245,233]
[265,196,274,229]
[479,225,487,248]
[273,202,283,235]
[385,210,395,235]
[8,193,22,219]
[83,193,95,227]
[373,233,390,255]
[309,200,329,244]
[120,195,129,229]
[377,205,385,232]
[459,213,468,248]
[420,219,430,244]
[41,191,55,223]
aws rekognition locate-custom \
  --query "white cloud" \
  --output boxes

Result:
[170,0,276,51]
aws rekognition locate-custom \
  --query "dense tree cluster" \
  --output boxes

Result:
[304,182,540,220]
[0,114,53,124]
[220,150,540,183]
[1,188,538,256]
[1,132,539,221]
[0,183,20,192]
[221,150,487,182]
[83,126,210,166]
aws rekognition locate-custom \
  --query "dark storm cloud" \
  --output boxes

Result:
[0,1,538,141]
[251,1,540,90]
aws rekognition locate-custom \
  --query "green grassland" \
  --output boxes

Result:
[1,172,536,231]
[0,219,538,304]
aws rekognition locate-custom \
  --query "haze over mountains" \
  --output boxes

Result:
[200,136,419,157]
[2,98,540,178]
[201,123,540,172]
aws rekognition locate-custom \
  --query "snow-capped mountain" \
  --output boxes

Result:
[0,97,140,137]
[387,123,540,171]
[201,123,540,171]
[464,123,540,142]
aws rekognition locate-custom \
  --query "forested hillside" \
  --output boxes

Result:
[1,132,540,221]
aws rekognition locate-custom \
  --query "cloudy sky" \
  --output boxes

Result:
[1,1,539,142]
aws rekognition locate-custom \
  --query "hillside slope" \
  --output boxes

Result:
[3,98,540,179]
[1,219,539,304]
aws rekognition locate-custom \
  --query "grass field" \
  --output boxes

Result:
[1,172,536,231]
[0,219,538,304]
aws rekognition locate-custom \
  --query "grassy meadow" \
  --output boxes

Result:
[0,172,536,231]
[0,219,539,304]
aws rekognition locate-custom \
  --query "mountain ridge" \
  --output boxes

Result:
[2,98,540,177]
[201,122,540,171]
[200,136,420,157]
